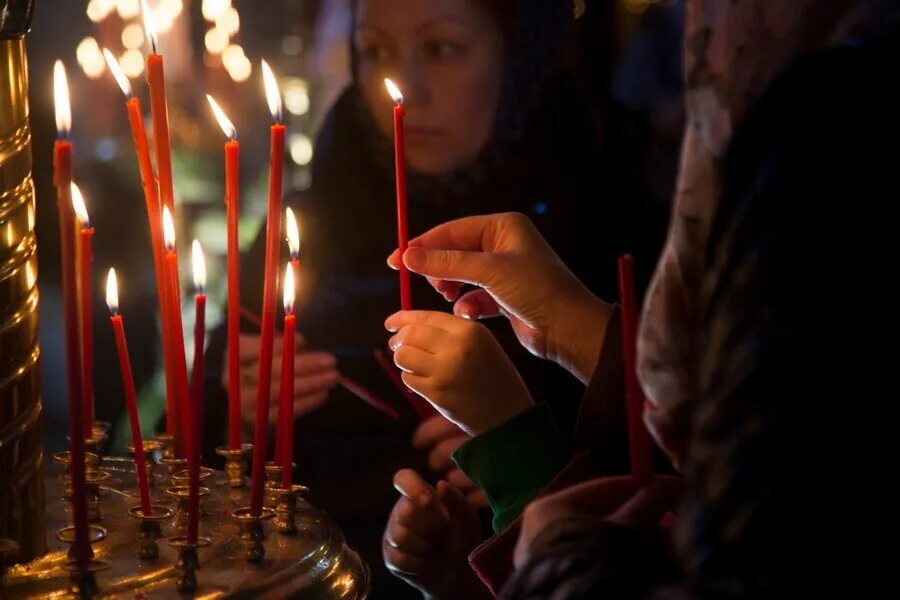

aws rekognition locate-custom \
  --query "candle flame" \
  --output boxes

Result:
[140,0,159,54]
[192,239,207,292]
[285,207,300,260]
[71,183,91,228]
[384,78,403,105]
[102,48,133,97]
[261,59,283,123]
[54,60,72,137]
[162,205,176,252]
[283,263,296,315]
[106,268,119,315]
[206,94,237,140]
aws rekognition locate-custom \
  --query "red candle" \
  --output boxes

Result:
[384,79,412,311]
[250,60,286,516]
[278,264,297,488]
[72,185,95,439]
[617,254,653,485]
[206,95,242,450]
[104,48,176,436]
[275,208,301,465]
[141,2,175,217]
[106,269,152,514]
[188,240,207,545]
[162,207,193,466]
[53,60,90,571]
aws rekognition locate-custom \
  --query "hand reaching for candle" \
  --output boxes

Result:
[387,212,612,384]
[386,310,533,436]
[412,415,488,508]
[223,333,339,429]
[383,469,486,599]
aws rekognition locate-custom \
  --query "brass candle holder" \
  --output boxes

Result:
[164,486,211,531]
[232,507,275,562]
[167,536,212,594]
[52,451,100,496]
[272,484,309,534]
[170,466,215,488]
[153,432,176,461]
[61,559,110,599]
[127,505,173,559]
[158,456,187,479]
[55,523,107,564]
[124,439,162,488]
[60,468,110,522]
[214,443,253,488]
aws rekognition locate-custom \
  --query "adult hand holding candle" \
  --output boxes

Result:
[188,240,207,546]
[103,48,177,437]
[250,60,286,516]
[72,184,95,439]
[106,269,152,514]
[53,61,90,571]
[384,78,411,311]
[278,264,297,489]
[206,94,243,451]
[162,206,193,465]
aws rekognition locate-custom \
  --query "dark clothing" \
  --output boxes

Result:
[498,28,899,599]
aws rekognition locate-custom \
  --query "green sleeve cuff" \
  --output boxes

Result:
[452,403,571,532]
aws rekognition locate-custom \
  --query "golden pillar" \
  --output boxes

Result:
[0,0,45,563]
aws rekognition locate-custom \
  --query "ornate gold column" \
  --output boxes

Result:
[0,0,45,563]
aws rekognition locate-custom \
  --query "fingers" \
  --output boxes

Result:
[393,469,449,527]
[393,345,434,375]
[428,437,465,473]
[454,288,502,320]
[386,214,505,269]
[384,310,460,333]
[411,416,463,449]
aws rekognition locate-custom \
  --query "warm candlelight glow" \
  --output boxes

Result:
[384,78,404,105]
[102,48,133,97]
[206,94,237,140]
[192,239,207,293]
[283,263,295,315]
[261,59,283,123]
[285,207,300,260]
[71,183,91,228]
[106,268,119,315]
[140,0,159,54]
[54,60,72,137]
[162,205,176,252]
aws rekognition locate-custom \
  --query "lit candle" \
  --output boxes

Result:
[53,60,90,571]
[275,207,300,465]
[162,206,193,464]
[106,269,152,514]
[188,240,207,546]
[140,0,175,217]
[103,48,177,437]
[206,94,242,450]
[250,60,286,516]
[71,184,95,439]
[384,78,411,311]
[278,264,297,489]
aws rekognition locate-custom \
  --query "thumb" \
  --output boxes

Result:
[454,288,502,320]
[403,247,504,288]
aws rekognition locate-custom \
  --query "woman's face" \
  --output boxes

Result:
[354,0,506,175]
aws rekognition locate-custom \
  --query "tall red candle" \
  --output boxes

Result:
[106,269,152,514]
[141,2,174,217]
[384,79,411,310]
[162,207,193,466]
[188,240,207,545]
[53,60,90,571]
[72,185,95,438]
[206,95,242,450]
[104,48,176,436]
[275,208,301,465]
[617,254,653,485]
[279,265,297,489]
[250,60,285,516]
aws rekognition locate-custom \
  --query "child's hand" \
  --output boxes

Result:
[383,470,483,599]
[385,310,533,435]
[412,415,488,508]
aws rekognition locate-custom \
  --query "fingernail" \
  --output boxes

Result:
[388,335,400,351]
[403,247,425,270]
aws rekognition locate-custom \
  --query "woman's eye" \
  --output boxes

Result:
[424,40,464,61]
[358,43,390,63]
